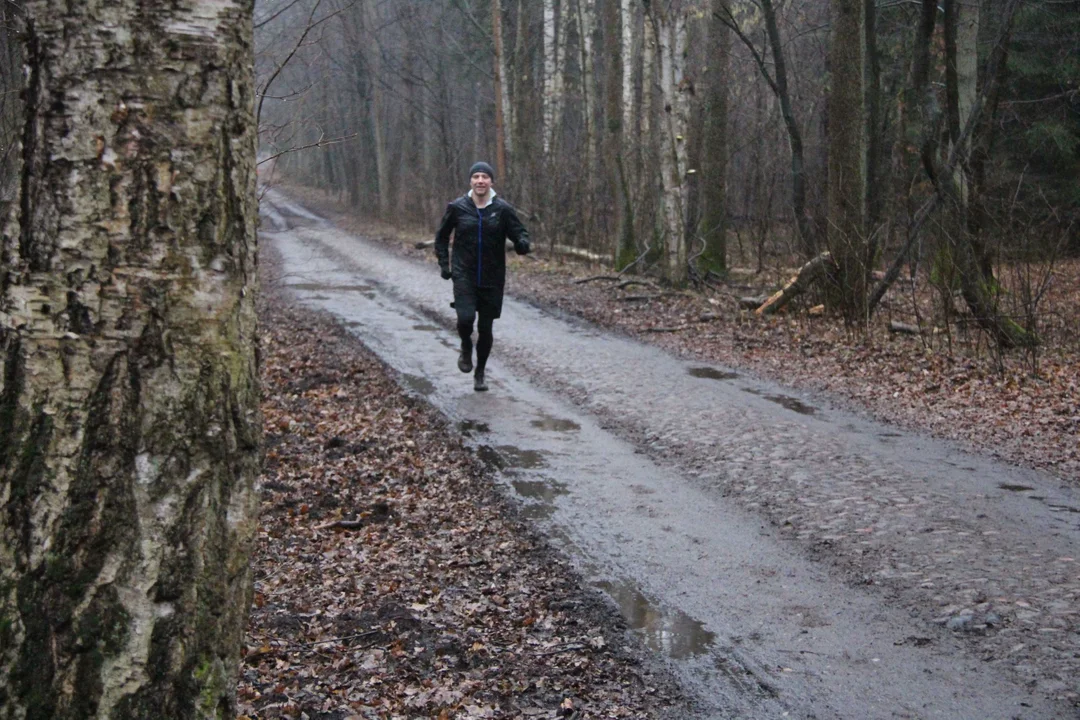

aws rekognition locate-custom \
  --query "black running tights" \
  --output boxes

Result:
[458,314,494,372]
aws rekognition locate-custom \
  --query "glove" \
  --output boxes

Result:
[440,267,453,280]
[514,240,531,256]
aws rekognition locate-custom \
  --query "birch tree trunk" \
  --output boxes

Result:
[608,0,636,269]
[827,0,868,322]
[492,0,511,179]
[577,0,597,176]
[0,1,260,718]
[621,0,635,146]
[363,0,391,218]
[652,3,690,284]
[542,0,565,156]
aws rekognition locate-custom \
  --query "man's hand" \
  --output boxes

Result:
[441,267,453,280]
[514,240,531,256]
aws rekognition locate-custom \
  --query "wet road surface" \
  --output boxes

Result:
[261,190,1079,719]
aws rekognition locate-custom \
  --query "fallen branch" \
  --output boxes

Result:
[740,295,770,310]
[574,274,619,285]
[314,518,366,531]
[755,252,833,315]
[536,643,586,657]
[888,320,924,335]
[616,278,659,291]
[618,293,679,302]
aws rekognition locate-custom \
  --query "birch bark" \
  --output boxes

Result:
[492,0,511,178]
[651,2,690,283]
[0,1,260,718]
[542,0,565,156]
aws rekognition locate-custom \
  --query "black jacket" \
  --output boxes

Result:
[435,194,529,289]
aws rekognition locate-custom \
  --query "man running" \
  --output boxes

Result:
[435,161,530,391]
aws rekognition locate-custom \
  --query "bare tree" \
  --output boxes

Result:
[698,0,730,275]
[717,0,815,259]
[649,0,692,283]
[827,0,867,322]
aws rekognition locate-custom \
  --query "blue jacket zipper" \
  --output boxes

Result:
[476,206,483,285]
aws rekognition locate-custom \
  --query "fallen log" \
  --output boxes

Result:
[755,252,833,316]
[740,295,770,310]
[618,292,678,302]
[889,320,927,335]
[574,274,618,285]
[616,278,659,291]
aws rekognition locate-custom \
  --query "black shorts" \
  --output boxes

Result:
[452,279,503,323]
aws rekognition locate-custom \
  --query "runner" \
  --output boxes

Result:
[435,161,530,391]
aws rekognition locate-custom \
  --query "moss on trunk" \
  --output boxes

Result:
[0,2,260,718]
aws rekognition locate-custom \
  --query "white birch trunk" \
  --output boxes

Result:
[577,0,597,174]
[0,1,260,717]
[493,0,513,168]
[542,0,565,156]
[621,0,635,139]
[654,4,690,283]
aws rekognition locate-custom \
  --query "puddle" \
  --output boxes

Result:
[530,415,581,433]
[999,483,1035,492]
[288,283,374,293]
[742,388,818,415]
[593,578,716,659]
[511,478,569,519]
[412,324,441,332]
[458,419,491,435]
[476,444,548,471]
[688,366,739,381]
[401,373,435,396]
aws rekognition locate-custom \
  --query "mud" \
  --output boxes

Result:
[260,189,1079,718]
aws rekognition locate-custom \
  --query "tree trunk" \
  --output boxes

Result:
[492,0,510,180]
[699,1,729,275]
[864,0,886,250]
[652,3,690,284]
[909,0,1034,348]
[542,0,565,156]
[606,0,636,270]
[827,0,868,323]
[363,0,391,218]
[577,0,597,178]
[720,0,814,259]
[0,2,260,718]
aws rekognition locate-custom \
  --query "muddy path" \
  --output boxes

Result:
[260,190,1079,718]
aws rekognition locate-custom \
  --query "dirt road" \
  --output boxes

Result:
[261,190,1079,719]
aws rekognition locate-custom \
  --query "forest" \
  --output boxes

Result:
[253,0,1080,352]
[1,1,1079,717]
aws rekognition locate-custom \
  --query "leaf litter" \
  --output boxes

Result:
[237,252,694,719]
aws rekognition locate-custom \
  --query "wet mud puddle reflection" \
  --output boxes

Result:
[472,438,716,661]
[530,414,581,432]
[401,373,435,396]
[688,366,739,381]
[742,388,818,416]
[593,577,716,660]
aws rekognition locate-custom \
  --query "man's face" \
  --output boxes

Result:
[470,172,492,197]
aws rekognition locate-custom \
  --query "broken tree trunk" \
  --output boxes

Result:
[755,252,834,315]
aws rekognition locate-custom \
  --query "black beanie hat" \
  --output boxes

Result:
[469,161,495,180]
